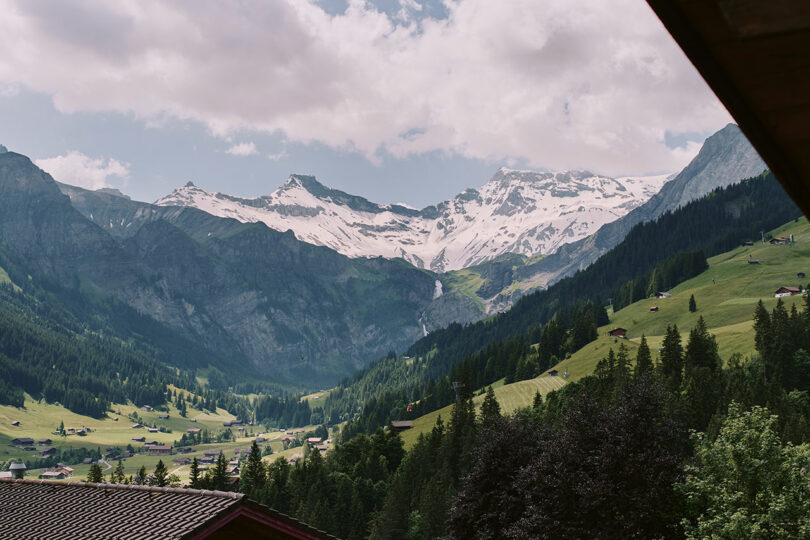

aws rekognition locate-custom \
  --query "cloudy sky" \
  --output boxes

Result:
[0,0,731,207]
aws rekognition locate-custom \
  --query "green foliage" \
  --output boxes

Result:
[679,403,810,538]
[689,294,697,312]
[151,460,168,487]
[86,463,104,483]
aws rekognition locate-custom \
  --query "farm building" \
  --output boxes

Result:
[38,438,52,445]
[775,286,801,297]
[131,424,144,429]
[131,436,146,442]
[655,291,672,298]
[747,259,759,264]
[187,428,201,434]
[608,328,627,338]
[11,438,33,447]
[10,421,20,426]
[770,236,791,245]
[173,457,191,466]
[650,306,659,312]
[742,241,753,246]
[140,405,153,412]
[149,445,173,456]
[0,478,336,539]
[391,421,414,432]
[39,447,57,458]
[39,471,66,480]
[307,437,323,446]
[159,413,170,419]
[548,369,559,376]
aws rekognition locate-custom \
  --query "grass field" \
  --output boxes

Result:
[550,218,810,380]
[400,375,566,448]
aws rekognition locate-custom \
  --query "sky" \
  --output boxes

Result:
[0,0,732,208]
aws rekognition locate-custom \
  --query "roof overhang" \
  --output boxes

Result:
[646,0,810,216]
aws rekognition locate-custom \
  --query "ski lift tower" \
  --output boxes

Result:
[452,381,465,401]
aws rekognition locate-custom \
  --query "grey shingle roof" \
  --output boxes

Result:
[0,478,334,540]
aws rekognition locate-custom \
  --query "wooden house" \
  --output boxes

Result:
[390,421,414,432]
[608,328,627,337]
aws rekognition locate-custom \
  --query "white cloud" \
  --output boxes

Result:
[267,149,288,161]
[35,151,130,190]
[0,0,731,176]
[225,141,258,156]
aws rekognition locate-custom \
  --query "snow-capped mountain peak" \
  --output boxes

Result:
[156,169,669,272]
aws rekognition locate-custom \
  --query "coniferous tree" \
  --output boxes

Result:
[136,465,147,485]
[87,463,104,483]
[689,294,697,312]
[660,325,684,393]
[240,441,265,495]
[480,386,501,425]
[151,459,168,487]
[635,335,653,379]
[210,452,229,491]
[111,460,126,484]
[189,457,201,489]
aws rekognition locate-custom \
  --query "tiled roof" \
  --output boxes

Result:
[0,478,335,539]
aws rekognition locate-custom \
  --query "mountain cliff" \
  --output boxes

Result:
[0,151,443,387]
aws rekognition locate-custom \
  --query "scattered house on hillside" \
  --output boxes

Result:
[287,453,303,465]
[316,445,328,452]
[56,466,73,478]
[173,457,191,466]
[548,369,559,376]
[199,456,216,464]
[10,421,20,427]
[281,437,295,444]
[141,405,153,412]
[131,436,146,443]
[204,450,221,457]
[11,438,34,447]
[748,258,760,264]
[158,413,169,419]
[149,445,172,456]
[147,428,159,433]
[770,236,791,245]
[608,328,627,338]
[0,478,337,539]
[190,418,197,422]
[285,431,294,435]
[226,464,239,476]
[186,428,201,434]
[39,471,66,480]
[176,446,192,454]
[131,424,144,429]
[38,439,52,446]
[82,458,94,465]
[655,291,672,299]
[390,421,414,432]
[742,241,754,246]
[775,286,801,297]
[66,428,75,434]
[144,440,159,447]
[39,447,57,458]
[76,428,89,436]
[223,421,243,427]
[799,272,806,279]
[306,437,323,446]
[650,306,659,312]
[255,437,266,444]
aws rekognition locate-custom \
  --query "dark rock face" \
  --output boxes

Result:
[0,152,439,386]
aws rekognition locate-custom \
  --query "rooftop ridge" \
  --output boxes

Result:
[0,477,244,499]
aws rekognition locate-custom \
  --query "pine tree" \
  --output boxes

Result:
[87,463,104,483]
[480,386,501,425]
[136,465,147,485]
[151,459,168,487]
[689,294,697,312]
[634,335,653,379]
[189,457,201,489]
[112,460,126,484]
[241,441,266,495]
[211,452,229,491]
[660,325,684,393]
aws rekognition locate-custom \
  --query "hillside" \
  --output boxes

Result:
[553,217,810,380]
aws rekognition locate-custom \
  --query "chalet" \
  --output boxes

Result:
[608,328,627,338]
[176,446,192,454]
[39,447,57,458]
[223,421,243,427]
[11,438,34,447]
[390,421,414,432]
[39,471,66,480]
[204,450,221,457]
[548,369,559,376]
[655,291,672,299]
[770,236,791,245]
[76,428,89,436]
[650,306,659,312]
[306,437,323,446]
[173,457,191,466]
[742,241,754,246]
[141,405,154,412]
[131,436,146,442]
[186,428,201,434]
[288,453,304,465]
[199,456,216,464]
[255,437,267,444]
[131,424,144,429]
[226,465,239,476]
[316,445,328,452]
[38,439,52,445]
[149,446,173,456]
[147,428,159,433]
[144,440,159,446]
[0,479,336,539]
[82,458,94,465]
[775,286,801,297]
[158,413,169,419]
[10,421,20,426]
[56,466,73,477]
[748,259,760,264]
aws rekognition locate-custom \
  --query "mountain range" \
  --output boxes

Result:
[156,169,669,272]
